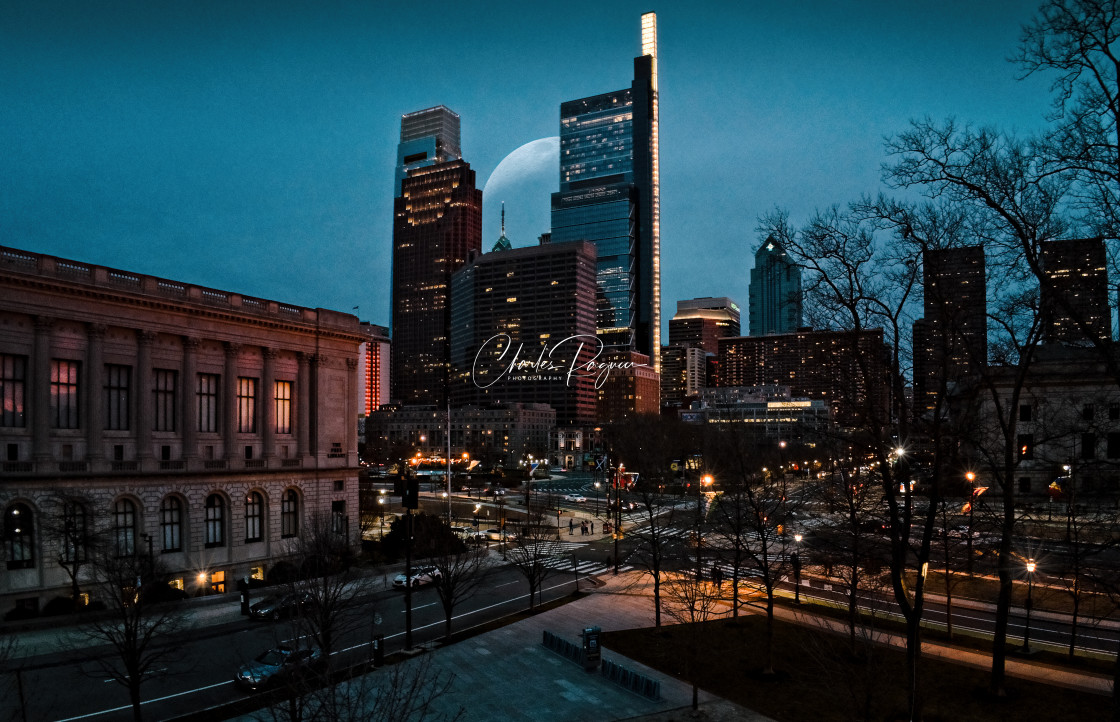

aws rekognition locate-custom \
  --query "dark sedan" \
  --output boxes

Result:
[249,591,315,621]
[234,645,322,691]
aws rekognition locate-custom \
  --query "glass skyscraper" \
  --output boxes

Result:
[394,105,462,196]
[390,106,481,407]
[749,237,803,336]
[550,13,660,371]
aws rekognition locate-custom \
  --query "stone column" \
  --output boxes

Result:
[136,330,156,461]
[262,347,277,462]
[346,356,359,461]
[296,352,311,459]
[309,354,326,459]
[31,316,53,463]
[181,337,199,462]
[85,323,106,461]
[223,343,241,461]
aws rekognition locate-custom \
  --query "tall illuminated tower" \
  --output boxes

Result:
[550,13,661,372]
[390,106,481,407]
[749,236,802,336]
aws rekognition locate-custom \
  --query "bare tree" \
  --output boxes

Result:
[80,548,186,722]
[37,493,101,612]
[505,524,563,611]
[429,538,491,642]
[660,563,727,711]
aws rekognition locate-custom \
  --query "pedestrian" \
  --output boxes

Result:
[590,521,595,534]
[581,520,588,535]
[711,565,723,588]
[569,517,574,535]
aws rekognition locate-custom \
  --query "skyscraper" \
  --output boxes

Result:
[749,237,802,336]
[394,106,461,195]
[669,297,741,355]
[391,133,482,406]
[450,241,598,425]
[912,246,987,418]
[550,12,660,371]
[1041,238,1111,346]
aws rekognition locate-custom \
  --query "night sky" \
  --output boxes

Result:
[2,1,1051,332]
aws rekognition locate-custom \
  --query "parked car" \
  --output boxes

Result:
[249,591,315,621]
[476,528,515,542]
[235,645,322,690]
[393,565,442,589]
[563,493,587,503]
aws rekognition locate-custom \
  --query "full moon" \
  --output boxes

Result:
[482,136,559,250]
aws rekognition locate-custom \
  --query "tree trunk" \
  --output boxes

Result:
[653,572,662,628]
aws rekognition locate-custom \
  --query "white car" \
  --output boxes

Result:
[393,565,441,589]
[564,493,587,503]
[476,528,515,542]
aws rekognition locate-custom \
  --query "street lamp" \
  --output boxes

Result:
[594,481,601,517]
[696,474,713,586]
[793,533,803,604]
[377,495,386,538]
[1022,559,1036,653]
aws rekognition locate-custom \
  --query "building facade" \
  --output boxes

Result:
[391,158,483,407]
[1041,238,1111,346]
[717,329,890,428]
[0,246,364,614]
[660,344,707,409]
[749,237,802,336]
[449,241,598,426]
[550,13,660,371]
[394,105,462,196]
[359,322,390,417]
[596,350,660,423]
[912,246,987,419]
[668,296,740,355]
[681,385,832,441]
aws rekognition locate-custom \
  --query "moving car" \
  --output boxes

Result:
[563,493,587,503]
[393,565,442,588]
[235,645,322,690]
[476,528,515,542]
[249,591,315,621]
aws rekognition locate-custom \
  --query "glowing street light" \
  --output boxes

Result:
[793,533,803,603]
[1023,559,1037,653]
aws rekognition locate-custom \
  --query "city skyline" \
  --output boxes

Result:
[3,1,1051,335]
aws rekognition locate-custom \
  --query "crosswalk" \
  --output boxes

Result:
[541,556,633,576]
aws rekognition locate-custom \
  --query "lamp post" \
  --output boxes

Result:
[377,495,385,538]
[1022,559,1036,653]
[966,471,976,574]
[793,533,802,604]
[696,474,713,586]
[594,481,601,517]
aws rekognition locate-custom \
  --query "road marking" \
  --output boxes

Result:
[56,680,234,721]
[401,602,438,612]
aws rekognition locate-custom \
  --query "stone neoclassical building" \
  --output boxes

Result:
[0,245,364,615]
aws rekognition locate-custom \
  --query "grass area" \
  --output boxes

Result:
[603,614,1112,722]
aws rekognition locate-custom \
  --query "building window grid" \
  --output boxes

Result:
[197,373,219,433]
[205,495,224,548]
[281,490,299,538]
[160,497,182,552]
[0,354,27,428]
[104,364,131,431]
[114,499,136,557]
[51,360,81,429]
[275,380,292,434]
[153,369,177,432]
[5,504,34,570]
[237,377,257,433]
[245,492,263,542]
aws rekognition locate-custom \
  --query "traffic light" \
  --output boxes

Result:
[402,477,419,509]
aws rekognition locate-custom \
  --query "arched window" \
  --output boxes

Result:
[60,500,87,565]
[113,499,136,557]
[5,503,34,570]
[281,490,299,538]
[205,494,225,548]
[159,497,181,553]
[245,492,263,543]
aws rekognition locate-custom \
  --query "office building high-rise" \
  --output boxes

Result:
[912,246,987,418]
[391,154,482,407]
[394,106,461,195]
[669,297,741,355]
[1041,238,1111,346]
[450,241,598,425]
[749,237,802,336]
[550,12,660,371]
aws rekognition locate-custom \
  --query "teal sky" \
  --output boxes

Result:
[2,1,1051,333]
